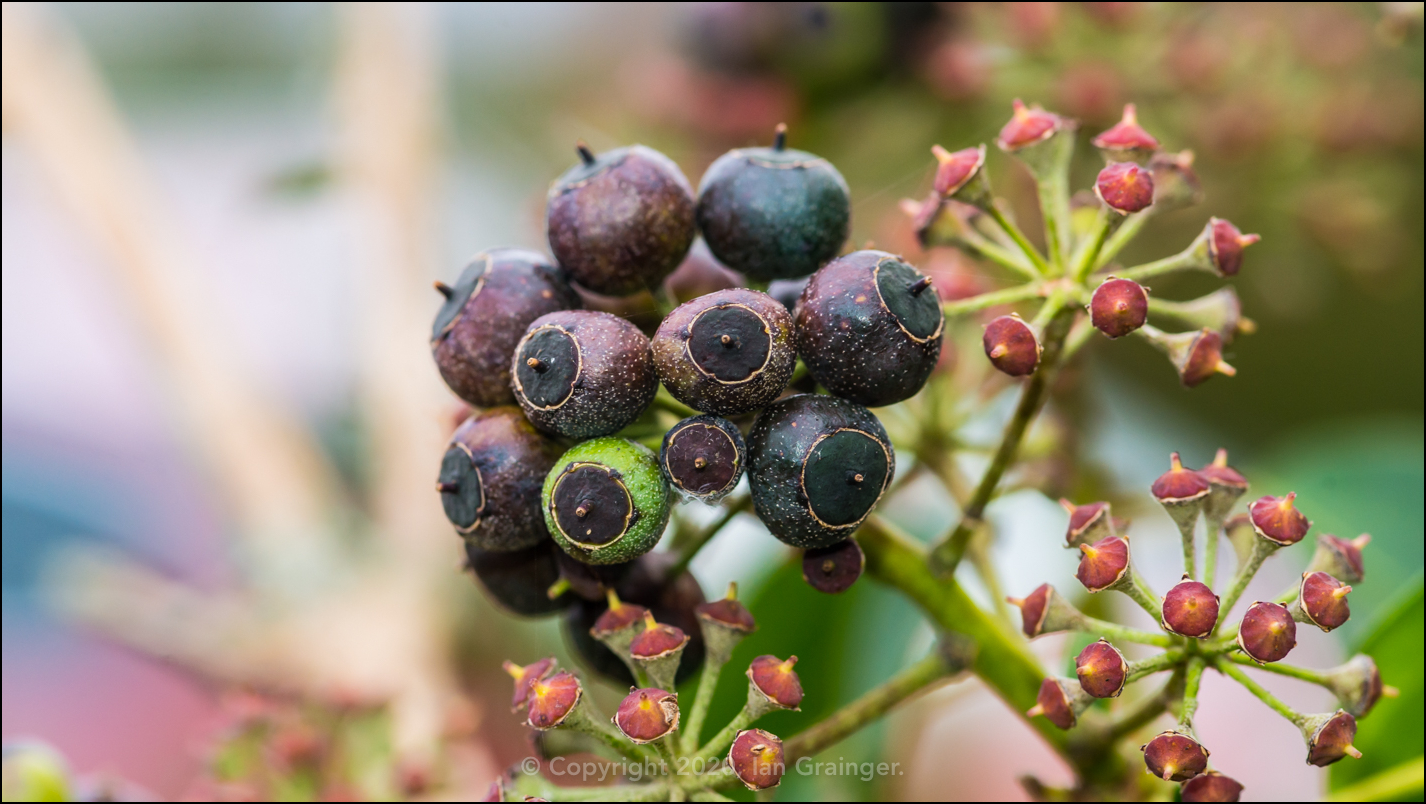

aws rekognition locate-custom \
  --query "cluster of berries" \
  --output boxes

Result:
[1013,450,1391,800]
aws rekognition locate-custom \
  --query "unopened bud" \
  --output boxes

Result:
[1060,499,1114,548]
[1181,770,1244,802]
[1077,536,1131,593]
[748,655,803,712]
[1148,150,1203,213]
[1075,639,1128,698]
[802,539,865,594]
[1092,104,1161,162]
[997,99,1070,151]
[1008,583,1081,638]
[1095,162,1155,214]
[1090,277,1149,339]
[629,612,690,692]
[1153,452,1211,546]
[1305,534,1369,585]
[1141,326,1237,387]
[1249,493,1311,546]
[1141,730,1210,782]
[696,582,757,665]
[527,671,583,730]
[1163,577,1220,639]
[1237,602,1297,663]
[1325,655,1397,719]
[983,314,1041,376]
[614,688,679,744]
[931,144,990,206]
[729,729,785,791]
[1151,287,1255,344]
[1026,677,1093,730]
[1299,710,1362,766]
[503,657,557,711]
[1207,218,1260,277]
[1198,448,1249,523]
[1293,571,1352,632]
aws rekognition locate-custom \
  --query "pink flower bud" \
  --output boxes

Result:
[614,688,679,743]
[1295,571,1352,632]
[1152,453,1211,505]
[983,314,1041,376]
[1306,534,1369,584]
[1092,104,1161,160]
[526,671,583,730]
[1077,536,1131,592]
[729,728,785,790]
[997,99,1069,151]
[503,657,557,711]
[1095,162,1155,214]
[1206,218,1260,277]
[1008,583,1079,638]
[1060,499,1113,548]
[1301,710,1362,767]
[1249,493,1311,546]
[1237,601,1297,663]
[1141,327,1237,387]
[748,655,804,710]
[629,612,689,660]
[1328,655,1397,718]
[1026,677,1091,730]
[931,144,987,198]
[1075,639,1128,698]
[591,590,649,638]
[696,586,757,633]
[1141,730,1210,782]
[1181,770,1244,802]
[1090,277,1149,339]
[1163,578,1220,639]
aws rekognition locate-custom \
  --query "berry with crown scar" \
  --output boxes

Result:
[1060,500,1116,548]
[629,611,689,692]
[1077,536,1132,593]
[1305,534,1370,584]
[1153,452,1211,572]
[1181,771,1244,802]
[1142,730,1210,782]
[802,538,865,594]
[543,438,670,566]
[931,144,991,207]
[439,408,564,551]
[614,688,680,744]
[1095,162,1155,214]
[658,415,746,502]
[1198,448,1249,524]
[695,583,756,664]
[983,314,1041,376]
[652,289,796,415]
[748,655,804,715]
[1207,218,1261,278]
[525,671,584,730]
[1249,493,1311,546]
[1237,602,1297,663]
[1300,710,1362,766]
[1008,584,1081,638]
[1139,326,1237,387]
[502,657,557,711]
[1090,277,1149,339]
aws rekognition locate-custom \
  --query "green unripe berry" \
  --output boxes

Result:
[544,438,671,565]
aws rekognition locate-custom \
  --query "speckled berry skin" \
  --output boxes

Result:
[660,415,746,503]
[652,288,796,415]
[747,394,895,549]
[512,310,658,440]
[794,250,944,407]
[696,143,850,281]
[543,438,671,565]
[546,145,696,296]
[464,539,571,617]
[438,408,564,551]
[431,249,581,407]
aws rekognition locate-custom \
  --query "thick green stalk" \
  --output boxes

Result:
[1077,615,1176,648]
[942,282,1044,317]
[1106,669,1185,742]
[1214,539,1279,634]
[1101,247,1204,283]
[1036,169,1072,273]
[1094,209,1151,270]
[1204,518,1223,591]
[1121,573,1165,626]
[928,303,1077,576]
[695,707,754,765]
[1179,658,1205,726]
[1069,208,1115,282]
[1224,653,1329,685]
[986,203,1051,275]
[1216,658,1306,726]
[784,652,950,760]
[1127,650,1187,683]
[952,231,1042,280]
[681,659,723,754]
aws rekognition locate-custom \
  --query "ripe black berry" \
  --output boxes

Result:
[431,249,581,407]
[696,125,851,281]
[747,394,895,548]
[652,288,795,415]
[464,539,570,617]
[546,143,696,296]
[659,415,746,502]
[794,250,944,407]
[438,408,564,551]
[802,538,865,594]
[512,310,658,439]
[543,438,671,566]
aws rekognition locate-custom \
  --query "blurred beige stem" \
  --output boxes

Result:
[0,3,340,576]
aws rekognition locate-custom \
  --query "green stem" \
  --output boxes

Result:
[1036,170,1072,273]
[1107,668,1185,742]
[928,302,1077,576]
[1179,658,1205,727]
[1204,517,1223,591]
[653,387,699,419]
[695,708,754,764]
[986,203,1051,275]
[1120,573,1165,626]
[682,658,723,754]
[1101,247,1204,283]
[1215,658,1306,727]
[689,789,735,802]
[1094,209,1151,270]
[1224,653,1330,685]
[1076,614,1177,648]
[942,282,1044,317]
[566,703,659,764]
[1127,649,1187,683]
[1214,539,1279,634]
[784,652,950,760]
[1069,208,1115,282]
[668,495,752,578]
[952,231,1042,281]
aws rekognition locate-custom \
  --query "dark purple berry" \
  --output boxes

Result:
[1237,601,1297,663]
[1163,578,1220,639]
[546,144,696,296]
[431,249,581,407]
[729,729,785,791]
[659,415,746,502]
[1249,493,1311,546]
[802,538,865,594]
[795,250,944,406]
[983,314,1040,376]
[1089,277,1149,339]
[512,310,658,439]
[1075,639,1128,698]
[652,289,795,415]
[1181,771,1244,802]
[614,688,679,743]
[465,540,570,618]
[747,394,894,548]
[439,408,564,551]
[1295,571,1352,632]
[696,125,850,281]
[1141,730,1209,782]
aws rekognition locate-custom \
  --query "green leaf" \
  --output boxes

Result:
[1329,576,1424,801]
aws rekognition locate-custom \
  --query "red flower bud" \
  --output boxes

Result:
[1328,655,1396,718]
[729,728,785,791]
[1181,770,1244,802]
[629,612,689,660]
[1060,499,1113,548]
[1075,639,1128,698]
[503,657,557,711]
[802,539,865,594]
[1307,534,1369,584]
[1295,571,1352,632]
[1198,448,1249,522]
[696,585,757,634]
[1141,730,1210,782]
[997,99,1068,151]
[931,144,987,199]
[983,314,1041,376]
[1141,326,1237,387]
[1249,493,1311,546]
[1092,104,1161,160]
[526,671,583,730]
[748,655,803,710]
[1149,150,1203,212]
[1163,578,1220,639]
[591,589,649,638]
[614,688,679,744]
[1008,583,1079,638]
[1026,677,1092,730]
[1207,218,1260,277]
[1090,277,1149,339]
[1152,453,1211,505]
[1077,536,1131,592]
[1237,601,1297,663]
[1301,710,1362,766]
[1095,162,1155,214]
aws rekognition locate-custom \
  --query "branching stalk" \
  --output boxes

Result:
[784,652,951,760]
[985,203,1051,275]
[1215,658,1306,727]
[942,282,1044,317]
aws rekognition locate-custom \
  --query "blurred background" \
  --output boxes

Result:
[2,2,1422,800]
